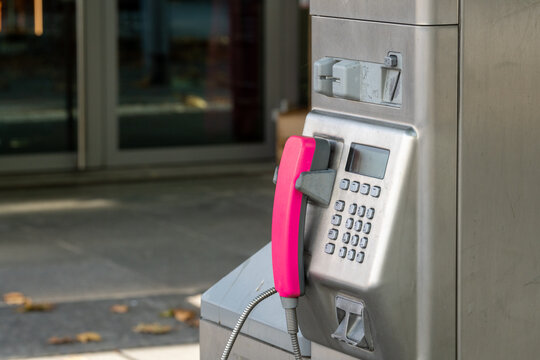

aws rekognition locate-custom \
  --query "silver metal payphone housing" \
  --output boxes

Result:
[200,1,540,359]
[298,5,458,360]
[298,0,540,359]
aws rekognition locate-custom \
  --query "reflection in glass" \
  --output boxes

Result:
[0,0,77,155]
[118,0,264,149]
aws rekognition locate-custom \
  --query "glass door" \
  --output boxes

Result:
[0,0,77,172]
[107,0,275,166]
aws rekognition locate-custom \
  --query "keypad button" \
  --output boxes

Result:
[339,247,347,258]
[360,183,370,195]
[328,229,339,240]
[339,179,350,190]
[342,232,351,244]
[366,208,375,220]
[325,243,335,254]
[371,186,381,198]
[351,235,360,246]
[360,237,368,249]
[350,181,360,193]
[357,206,366,217]
[345,218,354,229]
[363,223,372,234]
[354,220,363,232]
[347,249,356,261]
[334,200,345,212]
[348,203,357,215]
[331,214,342,226]
[356,252,365,263]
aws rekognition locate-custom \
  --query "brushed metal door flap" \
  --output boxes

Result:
[331,296,374,351]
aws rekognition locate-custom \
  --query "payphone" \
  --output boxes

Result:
[201,0,540,359]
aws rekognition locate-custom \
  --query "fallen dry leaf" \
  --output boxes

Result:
[76,332,102,343]
[48,336,76,345]
[3,292,29,305]
[173,308,196,322]
[17,301,54,313]
[133,323,172,335]
[110,304,129,314]
[174,309,199,327]
[161,307,199,327]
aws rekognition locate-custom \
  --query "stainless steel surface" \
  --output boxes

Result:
[458,1,540,359]
[200,320,298,360]
[303,16,458,359]
[311,16,458,128]
[298,107,456,359]
[201,244,311,356]
[310,0,457,25]
[312,342,362,360]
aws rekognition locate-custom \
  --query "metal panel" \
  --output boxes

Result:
[77,0,113,169]
[312,342,362,360]
[302,17,458,360]
[459,1,540,359]
[311,17,458,128]
[201,243,311,356]
[310,0,458,26]
[200,320,297,360]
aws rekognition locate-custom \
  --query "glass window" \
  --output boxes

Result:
[0,0,77,155]
[117,0,264,149]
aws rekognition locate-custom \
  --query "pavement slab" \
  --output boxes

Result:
[0,173,273,359]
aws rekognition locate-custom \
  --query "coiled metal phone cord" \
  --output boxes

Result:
[284,307,302,360]
[220,287,303,360]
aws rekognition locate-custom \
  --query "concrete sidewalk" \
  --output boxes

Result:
[16,344,199,360]
[0,173,273,359]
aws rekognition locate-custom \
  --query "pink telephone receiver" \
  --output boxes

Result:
[272,136,334,299]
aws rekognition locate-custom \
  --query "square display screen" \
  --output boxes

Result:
[345,143,390,179]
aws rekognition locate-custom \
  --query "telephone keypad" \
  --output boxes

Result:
[334,200,345,212]
[325,243,336,254]
[327,180,380,263]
